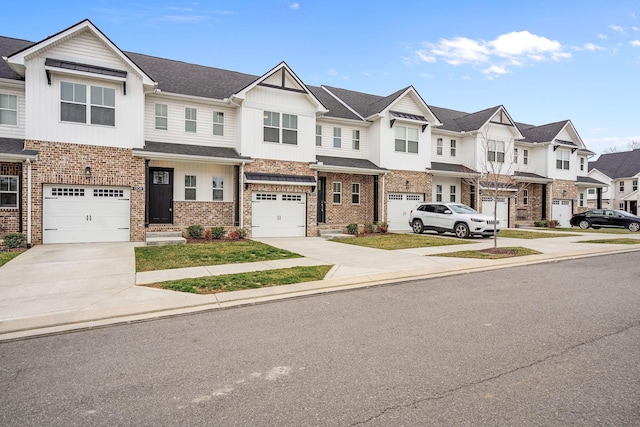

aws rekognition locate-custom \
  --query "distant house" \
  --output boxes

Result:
[588,149,640,215]
[0,19,604,245]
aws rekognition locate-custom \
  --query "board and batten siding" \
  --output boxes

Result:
[240,86,317,162]
[144,95,236,148]
[150,160,234,203]
[315,121,369,159]
[0,86,25,139]
[23,32,146,149]
[392,95,427,116]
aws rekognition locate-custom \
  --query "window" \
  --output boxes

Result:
[436,138,443,156]
[352,183,360,204]
[155,104,168,130]
[333,182,342,204]
[213,111,224,136]
[316,125,322,146]
[522,189,529,205]
[579,192,584,207]
[556,150,570,170]
[436,184,442,202]
[212,176,224,201]
[60,82,86,123]
[0,176,18,208]
[0,93,17,125]
[185,107,197,133]
[634,180,638,191]
[90,86,115,126]
[619,181,625,192]
[523,149,529,165]
[395,126,418,153]
[620,203,624,209]
[450,185,456,202]
[333,127,341,148]
[450,140,456,157]
[588,188,595,195]
[488,140,505,162]
[352,130,360,150]
[514,148,518,163]
[264,111,297,144]
[580,157,585,171]
[153,171,170,184]
[185,175,196,200]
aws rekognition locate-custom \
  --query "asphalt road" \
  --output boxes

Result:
[1,252,639,426]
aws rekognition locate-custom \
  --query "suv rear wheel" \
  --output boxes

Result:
[454,222,470,238]
[412,219,424,234]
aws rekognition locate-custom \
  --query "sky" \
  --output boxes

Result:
[3,0,640,158]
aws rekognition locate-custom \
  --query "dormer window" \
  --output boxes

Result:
[556,150,570,170]
[395,126,419,153]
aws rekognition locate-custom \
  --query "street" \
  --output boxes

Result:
[1,252,639,426]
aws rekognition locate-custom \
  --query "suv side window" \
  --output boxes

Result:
[424,205,436,213]
[435,205,448,214]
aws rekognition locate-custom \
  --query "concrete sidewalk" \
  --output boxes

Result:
[1,231,639,341]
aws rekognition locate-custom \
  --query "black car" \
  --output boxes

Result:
[570,209,640,232]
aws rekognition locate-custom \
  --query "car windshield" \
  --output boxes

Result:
[613,210,634,217]
[449,204,478,214]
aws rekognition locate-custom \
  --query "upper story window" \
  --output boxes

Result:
[580,157,585,171]
[395,126,418,153]
[619,181,625,192]
[0,176,18,208]
[0,93,18,126]
[514,148,519,163]
[185,175,196,200]
[352,130,360,150]
[61,82,115,126]
[556,150,570,170]
[316,125,322,146]
[487,140,505,163]
[155,104,168,130]
[523,149,529,165]
[450,140,457,157]
[185,107,197,133]
[333,127,341,148]
[213,111,224,136]
[633,180,638,191]
[264,111,297,144]
[436,138,443,156]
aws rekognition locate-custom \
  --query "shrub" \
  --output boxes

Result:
[211,227,226,240]
[346,223,359,235]
[3,233,25,249]
[235,227,247,239]
[187,225,204,239]
[364,222,375,233]
[534,219,548,228]
[228,230,239,240]
[378,222,388,233]
[202,228,212,240]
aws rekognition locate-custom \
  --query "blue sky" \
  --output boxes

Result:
[3,0,640,157]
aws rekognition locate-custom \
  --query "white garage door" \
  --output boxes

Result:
[251,192,306,238]
[482,197,509,228]
[387,193,424,231]
[43,185,131,244]
[552,200,572,227]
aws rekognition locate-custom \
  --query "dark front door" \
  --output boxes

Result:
[149,168,173,224]
[317,177,326,223]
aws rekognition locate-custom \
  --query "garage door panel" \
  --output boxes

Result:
[482,197,509,227]
[387,193,424,231]
[252,192,306,238]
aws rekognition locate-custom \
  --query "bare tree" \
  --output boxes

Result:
[602,140,640,154]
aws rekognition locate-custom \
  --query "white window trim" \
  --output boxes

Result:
[450,139,456,157]
[488,140,505,163]
[213,111,224,136]
[351,183,360,205]
[449,185,456,202]
[333,181,342,204]
[264,111,297,145]
[435,184,442,202]
[155,103,168,130]
[395,126,419,154]
[352,130,360,150]
[0,175,19,208]
[436,138,443,156]
[316,125,322,147]
[556,150,570,170]
[185,107,197,133]
[212,176,224,201]
[333,127,341,148]
[523,189,529,205]
[523,149,529,165]
[60,81,115,127]
[0,93,18,126]
[185,175,197,201]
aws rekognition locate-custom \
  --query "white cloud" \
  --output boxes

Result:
[327,69,348,79]
[289,2,300,10]
[630,40,640,47]
[419,72,434,79]
[574,43,606,51]
[597,33,608,39]
[416,30,570,79]
[610,24,626,33]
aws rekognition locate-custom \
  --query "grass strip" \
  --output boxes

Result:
[135,240,302,272]
[579,238,640,244]
[431,246,541,259]
[331,233,472,250]
[0,251,21,267]
[498,229,576,239]
[150,265,333,294]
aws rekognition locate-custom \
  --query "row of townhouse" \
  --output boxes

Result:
[0,20,606,246]
[587,149,640,215]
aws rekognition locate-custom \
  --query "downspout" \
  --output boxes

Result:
[381,173,386,223]
[239,162,245,229]
[26,159,32,248]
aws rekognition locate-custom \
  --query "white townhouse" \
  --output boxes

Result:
[587,149,640,215]
[0,19,601,245]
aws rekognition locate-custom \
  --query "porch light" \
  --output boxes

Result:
[405,180,410,189]
[85,166,91,179]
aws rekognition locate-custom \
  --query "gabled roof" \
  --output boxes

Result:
[0,36,33,80]
[517,120,568,143]
[575,175,608,187]
[429,105,518,134]
[308,86,363,121]
[588,149,640,179]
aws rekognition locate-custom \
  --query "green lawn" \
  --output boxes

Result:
[556,227,636,234]
[578,238,640,245]
[152,265,332,294]
[331,233,473,250]
[431,246,541,259]
[135,240,302,272]
[0,251,21,267]
[498,229,577,239]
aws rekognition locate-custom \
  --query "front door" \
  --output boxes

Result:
[149,168,173,223]
[317,177,326,223]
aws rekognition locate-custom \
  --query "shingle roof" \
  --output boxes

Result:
[589,149,640,179]
[321,85,410,119]
[136,141,250,160]
[307,86,362,121]
[0,36,34,80]
[244,172,315,184]
[576,176,608,187]
[429,162,477,174]
[0,137,38,158]
[428,105,502,132]
[315,155,387,172]
[517,120,569,143]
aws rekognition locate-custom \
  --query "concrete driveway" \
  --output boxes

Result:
[0,242,202,334]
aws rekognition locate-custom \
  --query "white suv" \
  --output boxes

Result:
[409,202,500,238]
